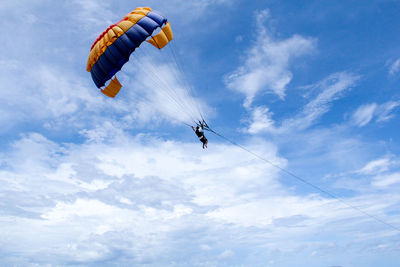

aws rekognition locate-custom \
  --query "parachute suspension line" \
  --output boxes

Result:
[132,74,196,127]
[131,50,192,117]
[167,41,205,120]
[149,33,203,121]
[138,42,200,121]
[162,44,201,119]
[123,72,194,128]
[169,42,203,118]
[133,46,200,124]
[205,127,400,233]
[126,74,190,126]
[139,47,192,115]
[133,91,192,128]
[166,43,201,115]
[131,47,191,117]
[131,49,199,124]
[170,53,205,125]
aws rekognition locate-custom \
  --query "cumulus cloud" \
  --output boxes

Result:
[351,101,400,127]
[0,130,287,264]
[0,128,394,265]
[0,62,114,132]
[225,9,316,107]
[1,128,398,265]
[206,196,335,228]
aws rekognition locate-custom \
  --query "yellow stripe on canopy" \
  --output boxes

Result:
[86,7,152,72]
[147,22,173,49]
[101,76,122,98]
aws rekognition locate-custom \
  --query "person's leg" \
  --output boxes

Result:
[202,138,207,149]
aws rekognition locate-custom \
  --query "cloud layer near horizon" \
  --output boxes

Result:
[1,128,399,265]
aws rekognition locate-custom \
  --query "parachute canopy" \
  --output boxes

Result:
[86,7,173,97]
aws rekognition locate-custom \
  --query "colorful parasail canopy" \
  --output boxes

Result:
[86,7,173,97]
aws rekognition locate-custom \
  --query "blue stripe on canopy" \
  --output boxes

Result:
[90,11,167,88]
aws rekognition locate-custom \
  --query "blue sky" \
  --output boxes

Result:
[1,0,400,266]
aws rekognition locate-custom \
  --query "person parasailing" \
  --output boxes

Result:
[192,122,208,149]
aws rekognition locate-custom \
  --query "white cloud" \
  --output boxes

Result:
[245,72,359,134]
[246,106,275,134]
[0,130,288,264]
[0,62,109,132]
[224,9,316,107]
[372,172,400,187]
[351,101,400,127]
[217,249,234,259]
[66,0,115,31]
[357,157,394,175]
[388,58,400,76]
[348,156,400,189]
[154,0,234,21]
[0,0,47,12]
[206,195,343,228]
[376,100,400,122]
[287,72,359,130]
[351,103,377,127]
[2,129,397,265]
